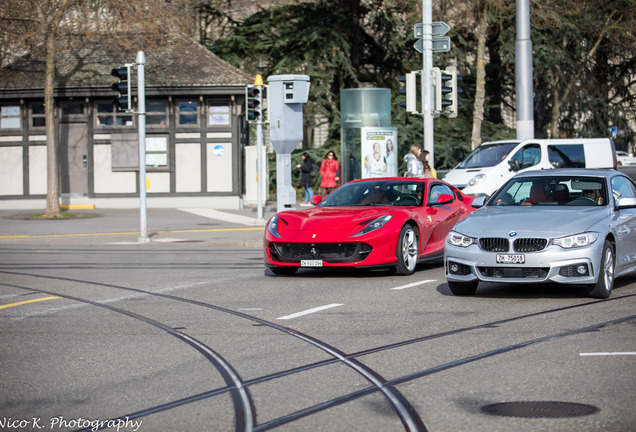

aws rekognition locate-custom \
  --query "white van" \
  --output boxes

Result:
[442,138,617,197]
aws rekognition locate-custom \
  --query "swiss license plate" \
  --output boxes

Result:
[301,260,323,267]
[496,254,525,264]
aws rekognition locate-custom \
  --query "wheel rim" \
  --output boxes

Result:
[402,227,418,271]
[602,246,614,291]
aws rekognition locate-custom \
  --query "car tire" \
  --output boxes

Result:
[269,267,298,276]
[395,224,419,275]
[448,280,478,296]
[585,239,615,299]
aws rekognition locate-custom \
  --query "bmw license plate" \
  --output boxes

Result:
[301,260,323,267]
[496,254,525,264]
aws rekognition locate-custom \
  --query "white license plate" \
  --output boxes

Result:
[496,254,525,264]
[301,260,323,267]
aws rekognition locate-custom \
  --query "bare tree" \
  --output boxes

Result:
[1,0,191,217]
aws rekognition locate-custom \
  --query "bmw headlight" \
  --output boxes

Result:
[552,232,599,249]
[447,231,478,247]
[351,215,393,237]
[468,174,486,186]
[267,215,282,238]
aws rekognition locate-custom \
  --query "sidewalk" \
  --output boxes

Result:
[0,205,280,247]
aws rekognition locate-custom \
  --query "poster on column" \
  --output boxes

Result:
[361,127,398,178]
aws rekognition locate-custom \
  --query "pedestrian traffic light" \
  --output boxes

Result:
[246,81,263,123]
[432,66,463,118]
[111,65,132,112]
[398,71,418,114]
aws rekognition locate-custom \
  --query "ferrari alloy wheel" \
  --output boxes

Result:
[395,225,419,275]
[585,239,614,299]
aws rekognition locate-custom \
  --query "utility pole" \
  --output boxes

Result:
[422,0,434,167]
[515,0,534,139]
[136,51,149,243]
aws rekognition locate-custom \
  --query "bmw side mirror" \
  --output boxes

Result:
[617,197,636,210]
[471,196,487,208]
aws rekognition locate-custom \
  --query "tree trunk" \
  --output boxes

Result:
[44,28,61,218]
[471,4,488,150]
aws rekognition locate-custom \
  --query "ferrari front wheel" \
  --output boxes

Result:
[395,225,419,275]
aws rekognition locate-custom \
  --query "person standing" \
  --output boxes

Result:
[320,151,340,195]
[297,152,314,206]
[404,144,424,177]
[419,149,434,178]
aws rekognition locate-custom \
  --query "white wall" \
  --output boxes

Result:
[93,144,136,193]
[0,146,23,195]
[175,143,202,192]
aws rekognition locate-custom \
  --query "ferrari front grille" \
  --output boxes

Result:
[270,243,373,263]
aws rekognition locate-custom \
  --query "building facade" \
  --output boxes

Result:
[0,34,254,209]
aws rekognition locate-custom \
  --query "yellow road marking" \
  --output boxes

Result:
[0,296,61,310]
[0,227,264,240]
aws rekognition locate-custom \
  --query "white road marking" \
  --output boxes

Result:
[391,279,437,290]
[579,352,636,356]
[277,303,344,320]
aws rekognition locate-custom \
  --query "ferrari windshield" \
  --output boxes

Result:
[459,142,518,168]
[489,175,608,207]
[319,180,425,207]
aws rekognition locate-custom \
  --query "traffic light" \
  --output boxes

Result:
[398,71,418,114]
[246,85,262,122]
[111,65,132,112]
[433,66,463,118]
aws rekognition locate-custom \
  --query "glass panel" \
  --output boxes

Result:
[147,101,167,112]
[62,103,83,115]
[2,106,20,116]
[179,101,198,112]
[146,136,167,151]
[32,117,46,127]
[97,103,113,113]
[1,117,20,129]
[32,103,45,115]
[96,115,113,126]
[147,115,167,126]
[115,116,133,126]
[179,114,198,125]
[146,153,168,167]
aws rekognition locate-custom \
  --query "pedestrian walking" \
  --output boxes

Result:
[403,144,424,177]
[297,152,315,206]
[320,151,340,195]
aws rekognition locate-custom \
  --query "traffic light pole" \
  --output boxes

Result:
[136,51,149,243]
[422,0,434,168]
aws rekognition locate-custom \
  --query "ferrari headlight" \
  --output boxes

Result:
[447,231,478,248]
[351,215,393,237]
[468,174,486,186]
[552,232,599,249]
[267,215,282,238]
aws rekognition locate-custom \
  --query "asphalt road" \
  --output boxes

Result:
[1,240,635,432]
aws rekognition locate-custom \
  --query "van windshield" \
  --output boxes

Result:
[459,142,518,168]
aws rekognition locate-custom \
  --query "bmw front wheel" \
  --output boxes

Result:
[395,225,419,275]
[585,239,615,299]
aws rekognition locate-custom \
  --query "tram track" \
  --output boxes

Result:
[1,270,634,431]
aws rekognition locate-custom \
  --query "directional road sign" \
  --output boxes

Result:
[414,36,451,54]
[414,21,450,38]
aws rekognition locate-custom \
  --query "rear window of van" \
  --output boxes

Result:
[548,144,585,168]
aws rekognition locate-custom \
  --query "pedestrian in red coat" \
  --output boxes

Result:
[320,151,340,195]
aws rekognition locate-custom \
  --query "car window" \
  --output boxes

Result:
[319,181,424,207]
[548,144,585,168]
[459,142,518,168]
[490,176,606,206]
[428,183,454,204]
[611,176,636,204]
[510,144,541,170]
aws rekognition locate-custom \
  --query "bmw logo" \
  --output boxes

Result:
[509,231,517,237]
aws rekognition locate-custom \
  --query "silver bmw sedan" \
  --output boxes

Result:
[445,169,636,298]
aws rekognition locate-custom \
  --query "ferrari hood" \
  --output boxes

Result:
[453,206,610,238]
[276,207,395,231]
